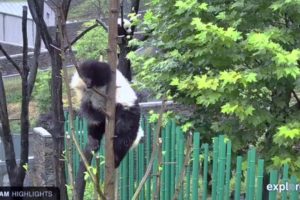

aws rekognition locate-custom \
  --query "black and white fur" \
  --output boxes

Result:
[118,18,132,37]
[70,60,143,167]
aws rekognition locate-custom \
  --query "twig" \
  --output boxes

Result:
[58,7,106,200]
[96,19,108,31]
[292,90,300,108]
[95,156,101,200]
[64,22,100,50]
[0,44,21,74]
[154,129,163,200]
[172,132,193,200]
[132,99,167,200]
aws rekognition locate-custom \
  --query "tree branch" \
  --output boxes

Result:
[0,70,18,179]
[64,23,100,51]
[18,6,30,182]
[27,20,41,96]
[27,0,53,52]
[22,6,29,75]
[0,44,21,74]
[292,90,300,108]
[96,18,108,31]
[104,0,119,197]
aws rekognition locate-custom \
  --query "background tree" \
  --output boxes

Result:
[74,21,108,60]
[0,6,41,186]
[27,0,71,198]
[129,0,300,173]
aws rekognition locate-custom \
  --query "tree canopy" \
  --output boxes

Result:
[129,0,300,171]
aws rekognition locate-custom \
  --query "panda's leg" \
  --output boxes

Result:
[114,135,132,168]
[75,123,105,200]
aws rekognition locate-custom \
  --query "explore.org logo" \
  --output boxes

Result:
[267,183,300,192]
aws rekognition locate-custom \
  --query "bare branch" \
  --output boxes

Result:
[27,22,41,96]
[22,6,29,75]
[96,19,108,31]
[292,90,300,108]
[104,0,119,197]
[0,44,21,74]
[0,71,18,184]
[61,0,72,20]
[64,23,100,51]
[27,0,53,51]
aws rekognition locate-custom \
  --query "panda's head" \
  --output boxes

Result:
[78,60,111,88]
[118,18,132,36]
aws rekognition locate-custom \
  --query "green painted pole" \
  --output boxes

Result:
[247,148,256,200]
[211,137,219,200]
[129,150,134,198]
[153,153,158,197]
[191,132,200,200]
[145,120,151,200]
[165,121,171,200]
[234,156,242,200]
[256,159,264,200]
[202,144,209,200]
[217,135,226,200]
[281,164,289,200]
[268,170,278,200]
[290,175,298,200]
[186,163,191,200]
[224,141,232,200]
[140,145,146,199]
[123,155,129,200]
[170,119,176,197]
[161,128,166,200]
[178,128,185,200]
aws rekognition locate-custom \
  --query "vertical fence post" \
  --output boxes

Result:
[186,162,191,200]
[256,159,264,200]
[165,121,171,200]
[224,141,232,200]
[281,164,289,200]
[170,119,176,197]
[290,175,298,200]
[145,120,151,200]
[217,135,226,200]
[211,137,219,200]
[129,150,134,198]
[202,144,209,200]
[191,132,200,200]
[246,148,256,200]
[234,156,243,200]
[269,170,278,200]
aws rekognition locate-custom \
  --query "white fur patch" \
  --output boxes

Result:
[70,70,137,107]
[131,125,144,148]
[116,69,137,107]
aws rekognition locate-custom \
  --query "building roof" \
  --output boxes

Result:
[0,1,33,19]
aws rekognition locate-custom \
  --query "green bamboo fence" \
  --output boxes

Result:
[64,114,299,200]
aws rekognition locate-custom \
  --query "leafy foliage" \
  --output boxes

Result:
[129,0,300,171]
[33,71,51,113]
[74,21,108,60]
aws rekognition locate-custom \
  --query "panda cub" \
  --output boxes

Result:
[118,18,132,37]
[70,60,143,167]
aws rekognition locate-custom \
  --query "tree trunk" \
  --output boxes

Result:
[104,0,119,199]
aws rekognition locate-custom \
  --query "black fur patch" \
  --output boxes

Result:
[79,60,111,87]
[114,100,141,167]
